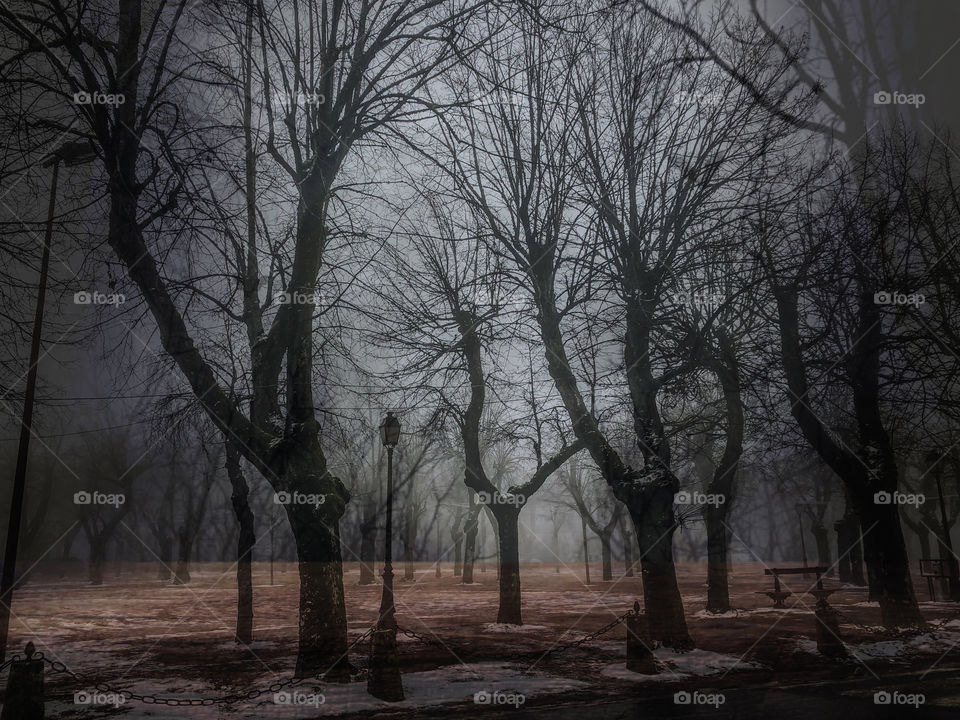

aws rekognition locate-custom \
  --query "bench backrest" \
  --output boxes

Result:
[764,567,828,576]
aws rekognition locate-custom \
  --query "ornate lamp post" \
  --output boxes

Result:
[367,412,404,700]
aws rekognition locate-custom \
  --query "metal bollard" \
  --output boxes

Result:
[1,643,44,720]
[814,603,848,659]
[625,602,658,674]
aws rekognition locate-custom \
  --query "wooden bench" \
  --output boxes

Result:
[758,566,832,607]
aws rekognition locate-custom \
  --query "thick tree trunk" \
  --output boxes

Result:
[705,503,730,613]
[286,499,349,678]
[630,485,692,649]
[453,538,462,576]
[358,498,377,585]
[811,522,831,576]
[493,506,522,624]
[600,533,613,582]
[835,514,866,585]
[227,444,255,644]
[855,493,924,627]
[462,505,479,584]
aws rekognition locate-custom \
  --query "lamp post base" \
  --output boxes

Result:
[367,627,404,701]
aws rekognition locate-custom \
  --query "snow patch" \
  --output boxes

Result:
[601,648,762,683]
[480,623,549,633]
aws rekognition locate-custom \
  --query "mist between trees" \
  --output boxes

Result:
[0,0,957,675]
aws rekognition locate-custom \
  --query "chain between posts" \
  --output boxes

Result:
[37,626,376,708]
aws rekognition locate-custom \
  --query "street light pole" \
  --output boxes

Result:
[0,141,94,661]
[381,442,396,630]
[368,412,404,701]
[0,159,59,662]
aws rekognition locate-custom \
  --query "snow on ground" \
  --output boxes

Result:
[694,609,743,619]
[791,627,960,662]
[45,663,586,719]
[600,647,762,683]
[480,623,549,633]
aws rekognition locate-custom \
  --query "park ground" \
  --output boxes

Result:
[2,561,959,718]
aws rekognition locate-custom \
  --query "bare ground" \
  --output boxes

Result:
[2,561,959,718]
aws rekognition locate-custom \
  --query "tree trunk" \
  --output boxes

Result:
[358,498,377,585]
[88,539,106,586]
[286,498,349,678]
[629,485,692,649]
[705,502,730,613]
[173,527,192,585]
[600,532,613,582]
[461,504,479,584]
[621,514,634,577]
[811,521,831,576]
[403,505,416,581]
[580,513,591,585]
[855,493,924,626]
[493,506,522,624]
[227,444,255,645]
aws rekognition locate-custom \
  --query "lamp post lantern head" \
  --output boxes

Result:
[379,412,401,448]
